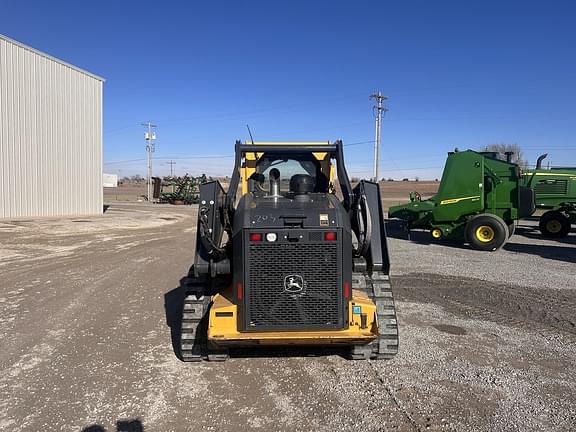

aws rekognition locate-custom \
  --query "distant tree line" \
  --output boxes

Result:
[119,174,214,184]
[120,175,146,184]
[480,143,528,168]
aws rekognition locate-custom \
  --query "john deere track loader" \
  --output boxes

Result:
[178,141,398,361]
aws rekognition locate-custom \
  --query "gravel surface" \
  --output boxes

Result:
[387,219,576,289]
[0,203,574,431]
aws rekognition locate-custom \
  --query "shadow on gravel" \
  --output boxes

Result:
[387,220,576,255]
[503,242,576,263]
[82,419,143,432]
[385,220,467,250]
[164,276,189,361]
[515,225,576,245]
[230,346,344,359]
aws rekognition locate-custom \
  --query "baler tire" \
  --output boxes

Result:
[494,216,510,241]
[539,211,571,238]
[465,214,508,251]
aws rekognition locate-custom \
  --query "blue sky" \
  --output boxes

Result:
[2,0,575,179]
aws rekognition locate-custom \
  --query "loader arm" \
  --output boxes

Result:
[351,180,390,274]
[194,180,230,277]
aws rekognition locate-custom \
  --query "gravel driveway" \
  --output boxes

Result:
[0,204,574,431]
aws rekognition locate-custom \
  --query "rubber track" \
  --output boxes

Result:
[179,293,210,362]
[351,271,399,359]
[179,274,230,362]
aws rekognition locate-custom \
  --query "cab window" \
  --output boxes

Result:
[256,154,322,192]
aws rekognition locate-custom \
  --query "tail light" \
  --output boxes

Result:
[324,231,337,241]
[236,282,243,300]
[250,233,262,242]
[343,281,350,299]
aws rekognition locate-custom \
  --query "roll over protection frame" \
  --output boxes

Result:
[225,140,354,213]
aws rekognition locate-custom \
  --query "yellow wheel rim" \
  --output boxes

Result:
[431,228,442,239]
[546,220,562,234]
[475,225,495,242]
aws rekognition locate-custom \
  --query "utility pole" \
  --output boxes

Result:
[166,160,176,177]
[370,91,388,183]
[142,122,157,202]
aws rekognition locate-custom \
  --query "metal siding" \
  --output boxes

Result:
[0,37,103,218]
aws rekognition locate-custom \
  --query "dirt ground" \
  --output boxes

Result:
[0,203,575,431]
[379,181,439,210]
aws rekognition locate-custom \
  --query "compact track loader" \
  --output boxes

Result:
[179,141,399,361]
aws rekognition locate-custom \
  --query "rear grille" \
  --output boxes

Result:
[246,241,342,330]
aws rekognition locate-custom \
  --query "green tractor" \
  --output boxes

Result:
[388,149,535,251]
[522,154,576,238]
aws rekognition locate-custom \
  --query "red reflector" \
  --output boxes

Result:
[236,282,243,300]
[343,281,350,299]
[324,231,337,241]
[250,233,262,241]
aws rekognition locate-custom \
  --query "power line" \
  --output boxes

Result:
[164,155,235,160]
[353,165,444,173]
[103,155,237,165]
[104,125,140,135]
[152,90,370,125]
[344,140,375,147]
[103,141,376,166]
[104,158,148,165]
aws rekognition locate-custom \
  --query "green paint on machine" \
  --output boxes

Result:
[388,150,535,251]
[521,154,576,238]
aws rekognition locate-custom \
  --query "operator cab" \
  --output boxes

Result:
[248,153,329,200]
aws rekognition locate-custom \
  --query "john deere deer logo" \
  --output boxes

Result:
[284,275,306,295]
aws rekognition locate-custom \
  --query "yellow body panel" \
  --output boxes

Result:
[208,288,378,347]
[240,141,335,195]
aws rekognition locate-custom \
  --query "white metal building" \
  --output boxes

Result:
[0,34,104,219]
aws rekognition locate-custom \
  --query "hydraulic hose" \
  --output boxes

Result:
[198,206,226,260]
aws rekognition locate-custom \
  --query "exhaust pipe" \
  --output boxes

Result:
[504,151,514,163]
[269,168,281,197]
[536,153,548,169]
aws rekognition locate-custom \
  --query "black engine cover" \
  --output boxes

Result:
[232,193,352,332]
